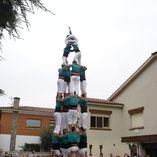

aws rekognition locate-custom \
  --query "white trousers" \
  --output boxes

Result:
[53,150,62,156]
[68,146,79,157]
[74,52,81,65]
[80,80,87,95]
[65,81,71,94]
[61,112,69,131]
[67,109,78,125]
[62,56,68,65]
[79,148,88,157]
[70,76,80,95]
[60,148,68,157]
[81,112,88,129]
[77,110,81,128]
[57,79,66,93]
[53,112,62,134]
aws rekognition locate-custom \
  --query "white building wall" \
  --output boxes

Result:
[111,59,157,137]
[0,134,10,151]
[0,134,40,152]
[16,135,40,151]
[87,105,129,157]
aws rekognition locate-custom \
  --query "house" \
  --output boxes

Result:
[107,52,157,157]
[0,97,54,152]
[84,52,157,157]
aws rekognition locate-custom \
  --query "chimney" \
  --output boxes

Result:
[13,97,20,109]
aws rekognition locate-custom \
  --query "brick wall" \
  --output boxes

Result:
[0,112,12,134]
[0,112,53,136]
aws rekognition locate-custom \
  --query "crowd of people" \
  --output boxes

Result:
[52,28,88,157]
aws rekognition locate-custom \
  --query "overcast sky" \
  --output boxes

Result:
[0,0,157,108]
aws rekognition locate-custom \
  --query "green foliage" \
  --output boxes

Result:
[0,89,5,95]
[0,0,53,47]
[40,126,54,152]
[19,143,34,151]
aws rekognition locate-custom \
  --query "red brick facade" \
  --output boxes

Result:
[0,107,54,136]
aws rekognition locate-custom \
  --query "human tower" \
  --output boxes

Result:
[52,27,88,157]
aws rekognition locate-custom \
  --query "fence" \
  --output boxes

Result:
[0,151,53,157]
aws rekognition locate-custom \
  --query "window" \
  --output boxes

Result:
[104,117,109,127]
[90,116,96,127]
[97,117,102,127]
[89,109,112,130]
[128,107,144,130]
[131,112,144,128]
[26,119,41,128]
[90,116,110,128]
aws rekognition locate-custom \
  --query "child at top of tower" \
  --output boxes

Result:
[62,27,81,65]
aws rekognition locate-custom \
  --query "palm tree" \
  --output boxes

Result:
[0,0,53,46]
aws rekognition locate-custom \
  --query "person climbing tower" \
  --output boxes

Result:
[57,64,66,99]
[62,27,81,65]
[53,98,63,135]
[68,60,81,96]
[80,65,87,98]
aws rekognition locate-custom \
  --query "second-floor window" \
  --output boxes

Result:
[128,106,144,130]
[89,109,112,130]
[90,116,109,128]
[26,119,41,128]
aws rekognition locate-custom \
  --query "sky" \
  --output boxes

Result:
[1,0,157,108]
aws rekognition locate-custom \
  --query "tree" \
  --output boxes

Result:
[0,0,54,48]
[0,0,54,94]
[19,143,40,152]
[40,126,53,152]
[0,89,5,95]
